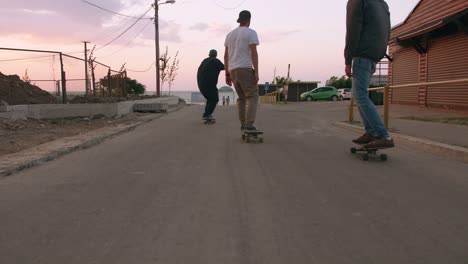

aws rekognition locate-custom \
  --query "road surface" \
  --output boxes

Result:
[1,102,467,264]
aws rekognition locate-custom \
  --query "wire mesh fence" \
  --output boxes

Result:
[0,47,127,104]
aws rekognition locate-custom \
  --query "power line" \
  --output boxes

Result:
[97,18,153,58]
[127,61,156,73]
[96,6,153,51]
[89,3,150,44]
[81,0,153,19]
[213,0,248,10]
[0,49,83,65]
[0,54,52,62]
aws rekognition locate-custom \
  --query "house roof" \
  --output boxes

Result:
[392,0,423,30]
[396,7,468,41]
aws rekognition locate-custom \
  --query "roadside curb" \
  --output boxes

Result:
[0,105,186,177]
[334,121,468,163]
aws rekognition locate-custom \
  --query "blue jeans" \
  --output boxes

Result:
[352,57,390,139]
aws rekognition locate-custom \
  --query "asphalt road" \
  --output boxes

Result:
[1,102,467,264]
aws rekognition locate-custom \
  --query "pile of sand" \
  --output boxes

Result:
[0,72,57,105]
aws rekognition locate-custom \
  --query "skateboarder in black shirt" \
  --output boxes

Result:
[197,49,225,121]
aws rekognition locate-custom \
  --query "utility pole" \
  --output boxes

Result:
[153,0,175,97]
[83,41,90,95]
[273,67,277,84]
[287,64,291,80]
[154,1,161,97]
[89,45,96,95]
[59,53,67,103]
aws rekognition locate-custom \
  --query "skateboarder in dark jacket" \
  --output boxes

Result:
[197,49,225,120]
[345,0,394,149]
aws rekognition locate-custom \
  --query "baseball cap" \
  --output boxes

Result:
[209,49,217,57]
[237,10,251,23]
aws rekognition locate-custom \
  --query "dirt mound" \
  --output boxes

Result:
[0,72,58,105]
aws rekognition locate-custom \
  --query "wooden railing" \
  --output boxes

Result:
[349,78,468,128]
[260,91,279,104]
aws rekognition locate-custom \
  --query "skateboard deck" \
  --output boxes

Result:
[242,131,264,143]
[203,118,216,125]
[350,143,388,161]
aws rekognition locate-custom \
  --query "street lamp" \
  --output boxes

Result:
[154,0,176,97]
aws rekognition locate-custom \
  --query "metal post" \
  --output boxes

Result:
[56,81,61,97]
[155,1,161,97]
[107,69,112,97]
[84,41,89,95]
[123,71,128,98]
[91,60,96,96]
[384,85,390,129]
[59,53,67,104]
[349,97,354,123]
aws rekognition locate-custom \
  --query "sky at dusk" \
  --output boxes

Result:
[0,0,420,94]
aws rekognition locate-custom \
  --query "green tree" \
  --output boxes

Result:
[272,76,292,87]
[125,77,146,95]
[326,76,339,86]
[326,75,352,88]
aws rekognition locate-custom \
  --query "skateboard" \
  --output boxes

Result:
[350,144,388,161]
[242,131,264,143]
[203,118,216,125]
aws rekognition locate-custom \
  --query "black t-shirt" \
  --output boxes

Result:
[197,57,224,86]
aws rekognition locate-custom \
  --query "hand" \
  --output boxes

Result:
[226,75,232,86]
[345,65,352,77]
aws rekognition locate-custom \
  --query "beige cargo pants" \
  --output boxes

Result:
[230,68,259,127]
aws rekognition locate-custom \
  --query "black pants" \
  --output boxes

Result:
[199,83,219,117]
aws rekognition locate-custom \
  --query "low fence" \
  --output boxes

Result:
[259,91,279,104]
[1,47,127,104]
[348,78,468,128]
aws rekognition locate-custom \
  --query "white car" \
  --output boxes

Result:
[338,88,352,100]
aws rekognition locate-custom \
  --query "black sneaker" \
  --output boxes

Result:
[243,126,257,132]
[203,115,215,120]
[352,133,378,144]
[363,138,395,149]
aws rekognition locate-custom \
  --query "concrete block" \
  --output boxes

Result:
[116,101,134,117]
[133,103,168,113]
[26,104,117,119]
[1,96,180,120]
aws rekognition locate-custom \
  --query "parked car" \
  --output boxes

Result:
[338,88,352,100]
[300,87,341,101]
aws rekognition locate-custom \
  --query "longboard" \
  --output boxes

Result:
[203,118,216,125]
[350,144,388,161]
[242,131,264,143]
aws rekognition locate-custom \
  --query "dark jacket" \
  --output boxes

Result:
[345,0,391,65]
[197,57,224,88]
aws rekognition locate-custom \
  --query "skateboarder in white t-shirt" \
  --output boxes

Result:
[224,10,260,132]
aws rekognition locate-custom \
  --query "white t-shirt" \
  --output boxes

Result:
[224,27,259,72]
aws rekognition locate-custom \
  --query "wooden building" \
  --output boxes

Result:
[388,0,468,109]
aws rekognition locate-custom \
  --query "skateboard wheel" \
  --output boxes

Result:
[246,138,251,143]
[380,154,388,161]
[362,154,369,161]
[350,147,357,154]
[259,137,264,143]
[242,134,246,140]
